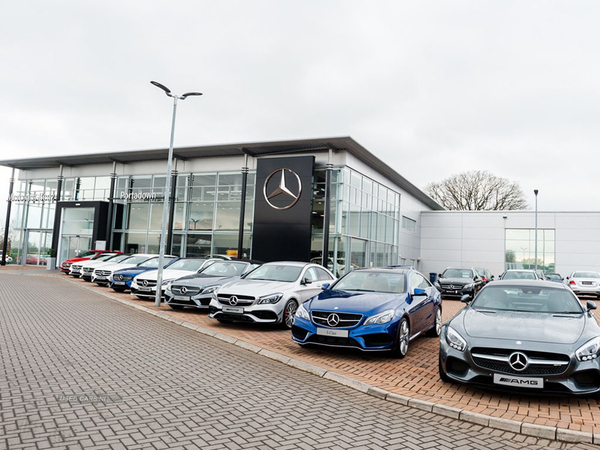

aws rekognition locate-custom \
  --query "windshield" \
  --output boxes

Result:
[472,286,583,313]
[200,261,248,277]
[167,259,206,272]
[141,257,176,268]
[108,254,134,263]
[546,274,562,281]
[95,254,119,262]
[573,272,600,279]
[119,255,151,265]
[442,269,473,279]
[245,264,303,282]
[502,271,536,280]
[333,271,406,293]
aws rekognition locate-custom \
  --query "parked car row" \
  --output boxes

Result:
[60,253,600,395]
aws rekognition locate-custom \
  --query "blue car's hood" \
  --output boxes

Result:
[305,289,408,315]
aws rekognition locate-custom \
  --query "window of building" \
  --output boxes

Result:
[505,229,555,272]
[402,216,416,232]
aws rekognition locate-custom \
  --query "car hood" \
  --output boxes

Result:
[305,289,407,315]
[172,275,236,288]
[462,309,586,344]
[136,269,197,282]
[63,257,91,264]
[438,277,473,285]
[98,262,139,272]
[218,279,295,297]
[113,267,153,276]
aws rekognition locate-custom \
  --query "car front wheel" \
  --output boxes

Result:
[282,299,298,329]
[439,354,451,383]
[426,307,442,337]
[393,317,410,358]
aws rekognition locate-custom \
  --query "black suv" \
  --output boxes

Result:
[435,267,483,299]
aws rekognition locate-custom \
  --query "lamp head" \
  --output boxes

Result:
[180,92,203,100]
[150,81,172,97]
[534,189,539,196]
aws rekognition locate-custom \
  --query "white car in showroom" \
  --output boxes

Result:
[209,261,335,329]
[92,254,163,285]
[130,257,217,299]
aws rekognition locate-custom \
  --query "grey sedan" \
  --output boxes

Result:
[439,280,600,395]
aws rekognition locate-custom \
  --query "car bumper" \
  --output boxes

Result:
[165,292,212,309]
[109,278,132,290]
[208,298,283,324]
[92,275,110,285]
[131,285,164,298]
[291,316,399,351]
[437,286,475,298]
[439,330,600,395]
[569,285,600,296]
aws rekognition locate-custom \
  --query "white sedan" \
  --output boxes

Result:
[209,261,335,329]
[566,271,600,297]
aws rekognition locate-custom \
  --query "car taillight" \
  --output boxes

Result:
[482,277,488,282]
[570,280,576,285]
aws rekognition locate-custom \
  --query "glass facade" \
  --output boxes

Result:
[10,165,401,270]
[505,228,556,272]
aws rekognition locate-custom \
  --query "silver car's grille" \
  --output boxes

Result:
[138,280,157,288]
[471,347,570,376]
[83,267,94,274]
[171,285,201,296]
[311,311,363,328]
[95,270,111,277]
[217,294,255,306]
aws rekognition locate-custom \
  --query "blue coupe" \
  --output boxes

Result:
[109,256,178,292]
[292,267,442,357]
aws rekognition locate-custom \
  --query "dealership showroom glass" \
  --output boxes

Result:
[1,136,599,278]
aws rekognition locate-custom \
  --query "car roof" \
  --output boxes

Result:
[355,267,410,274]
[505,269,536,272]
[486,279,568,289]
[261,261,312,267]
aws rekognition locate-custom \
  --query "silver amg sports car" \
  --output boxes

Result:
[439,280,600,395]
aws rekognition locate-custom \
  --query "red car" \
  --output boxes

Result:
[59,250,122,274]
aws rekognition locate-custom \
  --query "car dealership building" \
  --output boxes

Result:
[1,136,598,279]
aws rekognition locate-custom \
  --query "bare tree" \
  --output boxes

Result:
[425,170,527,210]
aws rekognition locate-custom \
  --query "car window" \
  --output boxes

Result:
[333,271,405,293]
[573,272,600,279]
[167,259,206,272]
[200,261,247,277]
[442,269,473,279]
[304,267,319,283]
[502,271,536,280]
[245,265,303,282]
[314,267,334,281]
[472,286,583,313]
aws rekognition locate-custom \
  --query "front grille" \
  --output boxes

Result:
[471,347,570,376]
[171,285,201,296]
[83,267,94,273]
[306,334,360,348]
[114,274,132,281]
[440,283,465,289]
[95,270,111,277]
[71,265,82,271]
[138,280,157,288]
[311,311,362,328]
[218,294,255,306]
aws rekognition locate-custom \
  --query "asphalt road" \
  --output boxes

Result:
[0,273,596,449]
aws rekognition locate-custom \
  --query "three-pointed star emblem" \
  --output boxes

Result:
[263,168,302,210]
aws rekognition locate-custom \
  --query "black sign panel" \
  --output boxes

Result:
[252,156,314,262]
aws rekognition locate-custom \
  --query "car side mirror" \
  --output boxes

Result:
[412,288,427,297]
[302,277,312,285]
[587,301,597,311]
[566,276,570,280]
[321,283,330,290]
[438,273,442,278]
[491,275,495,280]
[460,294,471,303]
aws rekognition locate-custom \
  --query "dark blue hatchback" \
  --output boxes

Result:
[292,267,442,358]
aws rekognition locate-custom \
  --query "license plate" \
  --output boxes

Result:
[316,327,349,338]
[138,287,150,291]
[113,281,125,285]
[96,276,107,280]
[493,373,543,389]
[222,306,243,313]
[174,295,189,301]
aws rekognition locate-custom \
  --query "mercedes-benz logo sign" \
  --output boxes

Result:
[229,296,239,306]
[263,168,302,210]
[508,352,529,371]
[118,275,124,281]
[326,313,340,327]
[142,279,148,287]
[180,286,188,295]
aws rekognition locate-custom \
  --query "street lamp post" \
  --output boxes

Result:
[534,189,539,272]
[150,81,202,307]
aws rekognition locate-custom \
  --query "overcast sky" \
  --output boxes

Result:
[2,0,600,225]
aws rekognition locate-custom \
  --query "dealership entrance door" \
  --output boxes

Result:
[58,207,94,263]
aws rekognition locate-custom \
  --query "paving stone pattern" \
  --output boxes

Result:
[0,273,596,449]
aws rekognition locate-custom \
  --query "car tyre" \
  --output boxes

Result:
[439,354,451,383]
[393,317,410,358]
[426,307,442,337]
[281,299,298,329]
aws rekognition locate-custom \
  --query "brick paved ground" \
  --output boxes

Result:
[48,270,600,436]
[1,272,596,449]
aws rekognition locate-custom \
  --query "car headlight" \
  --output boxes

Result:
[257,293,283,304]
[296,303,310,320]
[162,280,171,287]
[364,309,395,326]
[576,336,600,361]
[202,285,219,294]
[463,283,474,290]
[446,326,467,352]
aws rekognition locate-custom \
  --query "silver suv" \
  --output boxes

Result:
[209,261,335,329]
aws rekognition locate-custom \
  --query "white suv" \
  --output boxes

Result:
[209,261,335,329]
